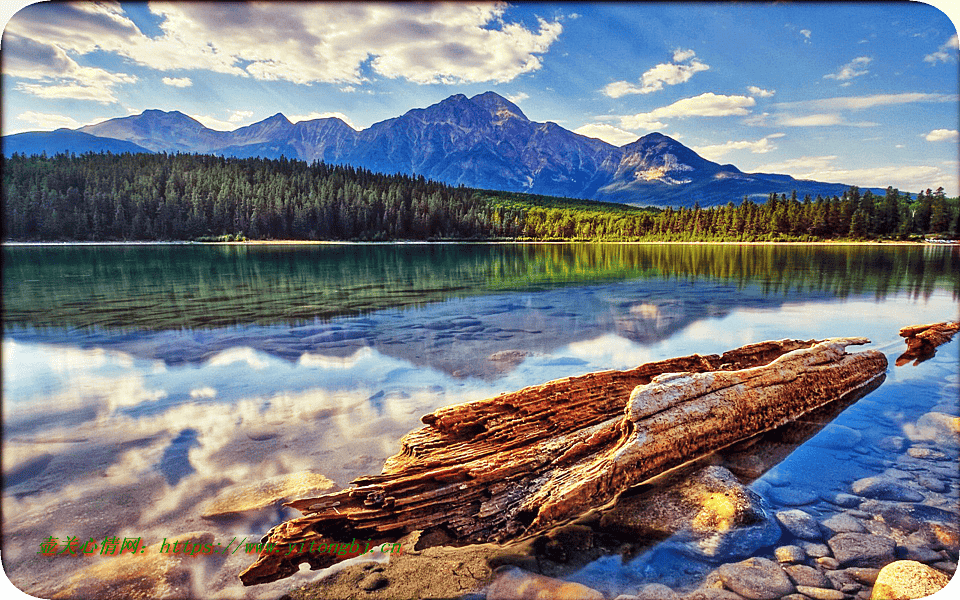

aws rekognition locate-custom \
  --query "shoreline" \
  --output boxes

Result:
[2,239,952,247]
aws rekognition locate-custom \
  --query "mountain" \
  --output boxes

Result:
[2,93,884,207]
[2,129,153,156]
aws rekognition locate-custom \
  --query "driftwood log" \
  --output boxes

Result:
[896,321,960,366]
[240,337,887,585]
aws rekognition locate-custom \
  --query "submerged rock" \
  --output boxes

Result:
[716,557,795,600]
[600,465,781,561]
[486,566,604,600]
[200,471,336,519]
[827,533,896,568]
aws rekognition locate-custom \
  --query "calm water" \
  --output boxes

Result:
[2,243,958,598]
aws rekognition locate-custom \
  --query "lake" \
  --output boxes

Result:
[2,243,958,598]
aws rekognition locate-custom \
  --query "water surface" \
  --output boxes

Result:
[2,243,958,598]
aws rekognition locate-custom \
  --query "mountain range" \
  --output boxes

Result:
[3,92,882,207]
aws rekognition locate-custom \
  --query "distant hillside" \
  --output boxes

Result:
[3,92,888,208]
[4,153,954,243]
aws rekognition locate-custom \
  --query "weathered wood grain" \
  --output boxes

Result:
[240,337,886,586]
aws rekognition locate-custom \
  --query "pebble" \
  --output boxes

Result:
[794,585,845,600]
[776,509,823,540]
[907,447,947,461]
[634,583,681,600]
[811,424,862,450]
[820,512,867,536]
[875,436,906,453]
[918,475,947,493]
[783,564,831,588]
[820,493,861,508]
[774,545,806,563]
[817,557,841,570]
[827,533,896,568]
[843,567,881,585]
[716,557,795,600]
[768,487,820,506]
[895,544,942,563]
[850,476,925,502]
[871,560,951,600]
[800,542,832,558]
[682,588,745,600]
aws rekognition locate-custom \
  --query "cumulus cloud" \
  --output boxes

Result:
[619,93,755,129]
[603,49,709,98]
[15,111,83,132]
[925,129,959,142]
[4,2,562,92]
[824,56,871,81]
[161,76,192,87]
[573,123,640,146]
[3,31,137,103]
[506,92,530,104]
[693,134,785,161]
[748,86,775,98]
[924,34,959,64]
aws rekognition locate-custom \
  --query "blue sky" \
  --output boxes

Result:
[1,1,958,194]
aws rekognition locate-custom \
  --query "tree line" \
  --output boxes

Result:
[3,152,958,242]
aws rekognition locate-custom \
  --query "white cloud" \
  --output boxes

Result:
[924,34,959,64]
[573,123,640,146]
[620,93,755,129]
[506,92,529,104]
[15,111,83,132]
[925,128,959,142]
[161,76,192,87]
[228,110,254,123]
[693,134,784,161]
[748,86,775,98]
[603,49,709,98]
[751,93,956,128]
[824,56,871,81]
[289,111,358,130]
[3,31,137,103]
[5,3,562,89]
[188,114,238,131]
[753,155,956,195]
[800,29,812,40]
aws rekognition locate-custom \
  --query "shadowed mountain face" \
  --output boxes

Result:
[3,92,881,207]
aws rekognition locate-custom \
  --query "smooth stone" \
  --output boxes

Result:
[200,471,336,518]
[776,509,823,540]
[844,567,881,585]
[905,412,960,446]
[918,475,947,493]
[827,533,896,568]
[716,557,795,600]
[795,585,845,600]
[870,560,951,599]
[817,557,841,570]
[850,477,925,502]
[635,583,681,600]
[768,486,820,506]
[486,567,603,600]
[683,588,746,600]
[775,545,806,563]
[907,447,948,461]
[784,564,831,588]
[876,436,906,453]
[879,506,921,534]
[800,542,832,558]
[931,561,957,574]
[895,544,942,563]
[821,493,861,508]
[820,513,867,536]
[811,424,863,450]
